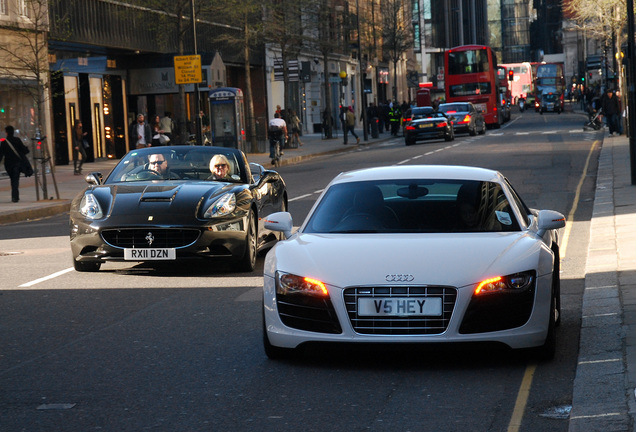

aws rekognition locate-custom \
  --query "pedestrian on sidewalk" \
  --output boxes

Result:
[73,121,88,175]
[343,106,360,145]
[287,109,303,147]
[130,114,151,149]
[601,89,621,136]
[0,125,30,202]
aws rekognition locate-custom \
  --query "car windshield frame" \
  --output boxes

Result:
[303,179,522,234]
[104,146,247,184]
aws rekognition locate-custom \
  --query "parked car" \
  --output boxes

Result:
[404,107,454,145]
[438,102,486,136]
[262,165,566,360]
[69,145,288,272]
[540,92,563,114]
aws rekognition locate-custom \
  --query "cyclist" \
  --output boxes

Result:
[268,112,288,166]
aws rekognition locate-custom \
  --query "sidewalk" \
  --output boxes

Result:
[568,131,636,431]
[1,121,636,430]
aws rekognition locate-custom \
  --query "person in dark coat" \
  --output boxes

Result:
[0,125,30,202]
[601,89,621,136]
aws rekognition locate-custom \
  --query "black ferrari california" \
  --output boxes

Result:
[70,146,288,272]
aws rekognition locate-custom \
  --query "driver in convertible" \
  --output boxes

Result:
[148,152,179,179]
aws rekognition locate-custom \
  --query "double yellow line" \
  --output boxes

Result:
[507,139,599,432]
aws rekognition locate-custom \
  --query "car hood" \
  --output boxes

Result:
[265,232,547,289]
[82,181,233,222]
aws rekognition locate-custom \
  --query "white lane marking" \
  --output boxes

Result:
[19,268,74,288]
[289,193,313,202]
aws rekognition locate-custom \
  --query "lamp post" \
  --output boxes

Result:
[356,0,368,141]
[191,0,202,146]
[627,0,636,184]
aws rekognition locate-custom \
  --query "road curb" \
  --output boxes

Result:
[0,200,71,225]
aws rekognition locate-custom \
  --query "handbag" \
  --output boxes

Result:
[4,137,33,177]
[83,139,90,149]
[159,134,170,144]
[20,155,33,177]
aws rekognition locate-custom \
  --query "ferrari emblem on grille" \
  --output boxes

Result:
[145,232,155,246]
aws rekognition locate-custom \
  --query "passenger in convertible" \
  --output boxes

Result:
[208,154,232,181]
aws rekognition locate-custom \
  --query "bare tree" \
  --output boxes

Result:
[381,0,414,100]
[304,0,349,138]
[126,0,197,141]
[0,0,61,199]
[209,0,263,152]
[262,0,305,113]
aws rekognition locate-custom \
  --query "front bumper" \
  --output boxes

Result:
[70,217,248,264]
[263,273,552,350]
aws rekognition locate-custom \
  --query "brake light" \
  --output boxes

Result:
[406,125,417,131]
[436,122,448,128]
[462,115,471,123]
[446,110,457,114]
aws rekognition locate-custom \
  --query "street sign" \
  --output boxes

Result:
[174,55,202,85]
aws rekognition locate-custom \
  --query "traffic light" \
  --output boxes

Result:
[508,69,514,81]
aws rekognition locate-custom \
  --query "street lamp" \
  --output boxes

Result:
[356,0,368,141]
[191,0,202,146]
[627,0,636,184]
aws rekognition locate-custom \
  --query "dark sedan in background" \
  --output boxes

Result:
[438,102,486,136]
[404,107,454,146]
[69,146,288,272]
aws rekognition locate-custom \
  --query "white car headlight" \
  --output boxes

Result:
[79,193,103,219]
[203,193,236,218]
[276,272,329,297]
[473,271,535,295]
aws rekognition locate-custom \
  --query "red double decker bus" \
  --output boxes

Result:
[444,45,501,128]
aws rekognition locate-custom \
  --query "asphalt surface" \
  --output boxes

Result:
[0,118,634,431]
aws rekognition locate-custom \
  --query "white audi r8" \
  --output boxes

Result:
[262,165,565,360]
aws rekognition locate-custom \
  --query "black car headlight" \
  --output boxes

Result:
[79,193,103,219]
[203,193,236,218]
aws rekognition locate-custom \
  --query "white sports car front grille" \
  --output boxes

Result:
[343,286,457,335]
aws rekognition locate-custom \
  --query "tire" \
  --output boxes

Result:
[478,122,486,135]
[73,259,101,272]
[405,139,415,146]
[233,209,257,272]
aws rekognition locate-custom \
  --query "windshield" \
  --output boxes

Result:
[106,147,244,183]
[304,179,521,234]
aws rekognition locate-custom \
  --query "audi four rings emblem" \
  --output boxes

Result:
[385,274,415,282]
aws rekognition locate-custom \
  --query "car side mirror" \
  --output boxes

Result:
[536,209,565,237]
[264,211,294,239]
[86,172,102,185]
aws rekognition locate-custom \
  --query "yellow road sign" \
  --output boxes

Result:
[174,55,202,85]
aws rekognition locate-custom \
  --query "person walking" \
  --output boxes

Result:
[0,125,30,202]
[343,106,360,145]
[159,112,175,142]
[389,102,402,136]
[130,114,152,148]
[150,114,164,146]
[287,109,303,147]
[73,121,88,175]
[601,89,621,136]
